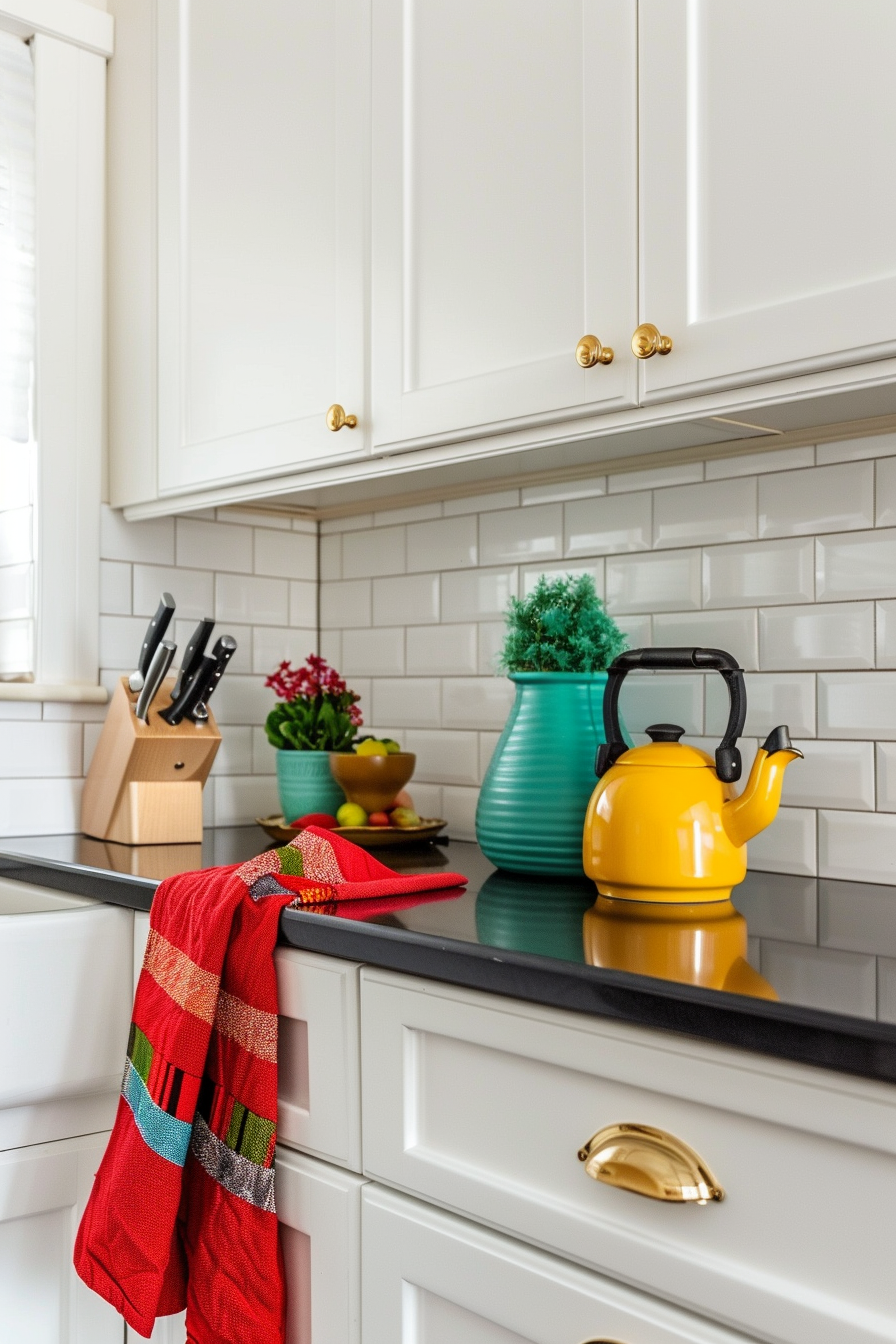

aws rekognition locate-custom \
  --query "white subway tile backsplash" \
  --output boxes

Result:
[252,726,276,775]
[521,476,605,505]
[479,731,501,779]
[133,564,213,620]
[759,603,875,670]
[407,623,478,676]
[819,672,896,739]
[876,743,896,811]
[254,528,317,581]
[211,725,253,776]
[876,600,896,668]
[760,940,876,1018]
[251,626,317,677]
[613,613,652,648]
[477,622,504,675]
[289,580,317,629]
[318,629,342,667]
[442,567,517,622]
[441,677,515,731]
[480,503,562,565]
[373,573,439,626]
[213,775,278,827]
[0,701,40,720]
[319,534,341,583]
[703,537,814,609]
[704,445,815,479]
[816,430,896,465]
[320,579,370,631]
[608,461,703,493]
[816,529,896,602]
[654,477,756,549]
[209,675,272,726]
[0,722,82,777]
[342,627,404,677]
[565,492,651,556]
[406,782,443,818]
[407,514,477,573]
[372,678,441,729]
[218,507,291,530]
[521,560,604,599]
[819,809,896,884]
[83,722,102,774]
[404,729,479,786]
[759,461,874,538]
[373,502,442,526]
[606,550,701,614]
[319,513,373,534]
[100,505,174,565]
[875,456,896,527]
[99,561,131,616]
[653,609,758,671]
[0,777,83,836]
[443,489,519,516]
[618,672,703,737]
[706,672,816,739]
[441,784,479,840]
[177,518,253,573]
[782,740,875,811]
[99,614,151,670]
[342,525,405,579]
[749,806,817,876]
[216,574,289,626]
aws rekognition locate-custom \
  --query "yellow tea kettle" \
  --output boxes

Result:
[583,647,802,903]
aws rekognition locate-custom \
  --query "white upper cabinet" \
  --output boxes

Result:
[131,0,370,500]
[638,0,896,403]
[370,0,638,452]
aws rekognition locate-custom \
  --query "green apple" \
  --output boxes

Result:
[336,802,368,827]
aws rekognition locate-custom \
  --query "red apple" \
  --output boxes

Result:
[290,812,339,830]
[368,811,391,826]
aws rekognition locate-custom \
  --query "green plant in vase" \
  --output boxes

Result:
[265,655,362,823]
[476,574,627,876]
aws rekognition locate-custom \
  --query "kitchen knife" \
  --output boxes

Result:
[128,593,176,693]
[190,634,238,722]
[159,653,217,726]
[134,639,176,722]
[171,616,215,699]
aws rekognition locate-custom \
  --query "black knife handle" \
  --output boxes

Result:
[160,653,216,726]
[138,593,176,679]
[172,616,215,699]
[135,640,176,722]
[191,635,238,720]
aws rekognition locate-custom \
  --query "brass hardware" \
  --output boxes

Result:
[577,1122,724,1205]
[326,404,358,432]
[631,323,673,359]
[576,335,614,368]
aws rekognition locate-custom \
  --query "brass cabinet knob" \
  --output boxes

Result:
[576,335,614,368]
[578,1122,724,1205]
[631,323,673,359]
[326,404,358,432]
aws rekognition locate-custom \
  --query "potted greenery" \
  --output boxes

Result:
[264,655,362,822]
[475,573,627,876]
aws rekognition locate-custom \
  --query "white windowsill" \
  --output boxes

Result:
[0,682,108,702]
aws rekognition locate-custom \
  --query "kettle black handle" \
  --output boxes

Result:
[596,647,747,783]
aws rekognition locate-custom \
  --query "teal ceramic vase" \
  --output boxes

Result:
[475,672,608,876]
[276,750,345,824]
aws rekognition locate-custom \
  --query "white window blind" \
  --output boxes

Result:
[0,30,35,680]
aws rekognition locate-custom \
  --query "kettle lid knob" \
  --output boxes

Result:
[646,723,686,742]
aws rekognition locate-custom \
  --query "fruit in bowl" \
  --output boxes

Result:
[329,739,416,814]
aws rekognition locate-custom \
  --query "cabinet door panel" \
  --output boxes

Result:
[362,1184,755,1344]
[372,0,637,450]
[640,0,896,401]
[157,0,368,493]
[0,1133,122,1344]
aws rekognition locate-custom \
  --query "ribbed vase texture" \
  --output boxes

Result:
[276,749,346,824]
[475,672,608,876]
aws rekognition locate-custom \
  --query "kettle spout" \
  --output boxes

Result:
[722,726,803,849]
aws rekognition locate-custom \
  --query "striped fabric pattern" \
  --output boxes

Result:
[214,990,278,1064]
[143,927,219,1024]
[122,1060,192,1167]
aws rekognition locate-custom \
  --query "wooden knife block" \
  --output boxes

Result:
[81,676,221,845]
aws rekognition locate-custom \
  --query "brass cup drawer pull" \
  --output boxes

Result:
[631,323,673,359]
[578,1122,724,1205]
[576,335,614,367]
[326,403,358,431]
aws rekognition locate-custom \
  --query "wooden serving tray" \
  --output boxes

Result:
[256,815,447,848]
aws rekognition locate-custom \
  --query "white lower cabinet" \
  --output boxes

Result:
[362,1182,758,1344]
[0,1131,123,1344]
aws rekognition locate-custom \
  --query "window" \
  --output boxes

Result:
[0,31,35,680]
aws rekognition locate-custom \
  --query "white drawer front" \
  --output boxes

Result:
[362,1182,759,1344]
[134,917,362,1170]
[360,969,896,1344]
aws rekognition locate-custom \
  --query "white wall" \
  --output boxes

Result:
[319,431,896,887]
[0,506,316,835]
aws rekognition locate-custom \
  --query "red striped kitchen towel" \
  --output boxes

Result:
[74,827,465,1343]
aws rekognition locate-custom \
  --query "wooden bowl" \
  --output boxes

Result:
[329,751,416,813]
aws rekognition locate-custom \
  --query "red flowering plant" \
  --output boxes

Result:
[264,655,363,751]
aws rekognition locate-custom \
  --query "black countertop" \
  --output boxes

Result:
[3,827,896,1085]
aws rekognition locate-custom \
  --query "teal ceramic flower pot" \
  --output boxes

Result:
[475,672,609,877]
[276,750,345,824]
